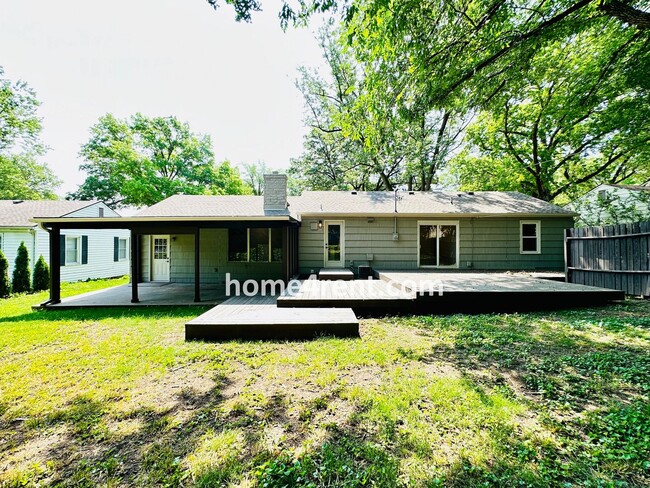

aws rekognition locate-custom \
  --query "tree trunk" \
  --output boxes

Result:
[600,0,650,30]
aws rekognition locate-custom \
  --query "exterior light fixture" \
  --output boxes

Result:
[318,220,323,229]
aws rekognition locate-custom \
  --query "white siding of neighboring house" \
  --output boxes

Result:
[0,202,130,283]
[569,184,650,226]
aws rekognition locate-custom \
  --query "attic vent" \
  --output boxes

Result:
[12,200,23,204]
[351,191,358,195]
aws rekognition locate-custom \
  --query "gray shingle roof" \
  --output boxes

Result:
[291,191,573,215]
[134,195,290,218]
[609,184,650,192]
[0,200,100,227]
[133,191,573,220]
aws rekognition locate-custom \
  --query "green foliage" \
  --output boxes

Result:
[0,67,60,200]
[0,154,61,200]
[257,435,399,487]
[0,250,10,298]
[445,23,650,202]
[345,0,649,109]
[69,113,250,207]
[32,255,49,292]
[142,443,188,486]
[290,27,466,192]
[582,401,650,472]
[242,161,268,195]
[11,241,30,294]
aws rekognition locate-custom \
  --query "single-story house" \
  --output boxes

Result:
[568,183,650,226]
[0,200,130,282]
[33,174,575,304]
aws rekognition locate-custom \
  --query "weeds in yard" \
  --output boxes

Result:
[1,281,648,486]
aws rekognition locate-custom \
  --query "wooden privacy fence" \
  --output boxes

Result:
[565,222,650,297]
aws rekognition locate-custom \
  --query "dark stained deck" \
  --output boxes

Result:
[277,271,624,313]
[277,278,415,310]
[186,294,359,341]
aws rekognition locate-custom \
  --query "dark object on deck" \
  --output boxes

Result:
[358,265,372,279]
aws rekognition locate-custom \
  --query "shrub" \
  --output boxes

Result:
[0,250,10,298]
[12,241,31,294]
[32,255,50,292]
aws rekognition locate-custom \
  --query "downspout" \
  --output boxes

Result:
[393,189,399,239]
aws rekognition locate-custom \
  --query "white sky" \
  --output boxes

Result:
[0,0,327,195]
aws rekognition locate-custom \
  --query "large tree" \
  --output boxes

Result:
[344,0,649,110]
[446,23,650,202]
[290,29,467,191]
[70,114,250,207]
[0,67,60,199]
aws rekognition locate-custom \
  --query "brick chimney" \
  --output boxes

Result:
[263,172,288,211]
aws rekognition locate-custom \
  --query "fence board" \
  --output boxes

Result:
[567,221,650,297]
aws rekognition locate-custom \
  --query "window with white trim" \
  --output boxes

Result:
[118,238,127,260]
[520,221,541,254]
[65,236,81,264]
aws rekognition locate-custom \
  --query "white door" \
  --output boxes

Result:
[324,221,345,268]
[151,235,170,281]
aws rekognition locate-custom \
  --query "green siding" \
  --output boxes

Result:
[299,216,573,274]
[145,229,283,284]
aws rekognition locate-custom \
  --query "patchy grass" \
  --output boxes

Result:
[0,283,648,487]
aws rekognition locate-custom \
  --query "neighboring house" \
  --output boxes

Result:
[33,174,575,303]
[0,200,130,282]
[568,183,650,227]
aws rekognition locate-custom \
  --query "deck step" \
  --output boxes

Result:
[318,268,355,281]
[186,294,359,341]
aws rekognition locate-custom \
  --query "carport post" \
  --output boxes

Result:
[194,226,201,302]
[131,230,139,303]
[49,226,61,304]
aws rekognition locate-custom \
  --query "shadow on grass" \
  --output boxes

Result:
[0,306,211,324]
[2,301,648,486]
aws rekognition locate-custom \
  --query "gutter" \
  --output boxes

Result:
[297,212,577,219]
[30,215,298,224]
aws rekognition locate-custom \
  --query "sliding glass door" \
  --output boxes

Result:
[418,222,459,268]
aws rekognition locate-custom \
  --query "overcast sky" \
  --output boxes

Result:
[0,0,327,195]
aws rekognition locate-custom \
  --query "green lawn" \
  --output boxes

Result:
[0,278,648,487]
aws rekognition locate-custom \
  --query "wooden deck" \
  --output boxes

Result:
[37,283,224,309]
[276,271,624,313]
[377,271,625,312]
[277,278,415,310]
[186,294,359,341]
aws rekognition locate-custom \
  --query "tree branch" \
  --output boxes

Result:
[599,0,650,30]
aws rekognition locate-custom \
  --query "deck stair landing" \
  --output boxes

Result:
[318,268,355,281]
[186,294,359,341]
[278,278,415,310]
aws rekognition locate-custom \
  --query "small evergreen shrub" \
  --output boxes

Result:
[12,241,31,294]
[33,255,50,292]
[0,250,10,298]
